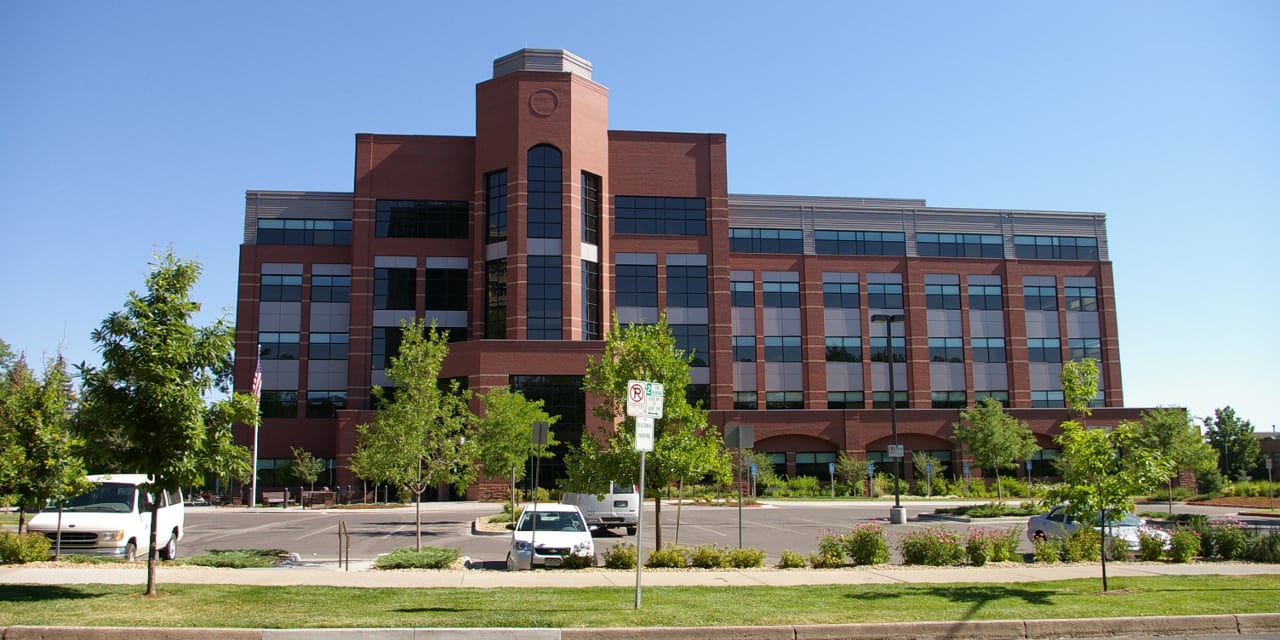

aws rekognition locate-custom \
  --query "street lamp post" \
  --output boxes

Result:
[871,313,907,525]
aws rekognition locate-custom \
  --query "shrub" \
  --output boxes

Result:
[0,531,51,564]
[1136,529,1167,561]
[560,552,594,569]
[1062,528,1101,563]
[726,547,766,568]
[689,544,728,569]
[875,473,907,497]
[994,477,1030,499]
[808,549,843,568]
[373,546,461,570]
[1245,532,1280,564]
[842,523,889,565]
[645,544,690,568]
[1206,517,1253,560]
[603,543,637,569]
[1106,535,1131,562]
[1168,528,1201,563]
[965,531,991,566]
[989,527,1022,562]
[1196,470,1226,496]
[777,549,807,569]
[1033,538,1063,563]
[899,527,965,566]
[180,549,285,568]
[788,475,821,497]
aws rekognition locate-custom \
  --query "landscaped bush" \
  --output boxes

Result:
[180,549,286,568]
[965,531,991,566]
[1245,532,1280,564]
[1168,528,1201,563]
[1033,538,1063,563]
[808,550,843,568]
[899,527,965,566]
[689,544,728,569]
[603,542,637,569]
[788,475,821,497]
[948,502,1042,518]
[809,532,844,568]
[373,546,461,570]
[726,547,766,568]
[1196,470,1226,496]
[645,544,690,568]
[1062,528,1101,562]
[0,530,51,564]
[842,523,888,565]
[56,554,129,565]
[993,477,1030,499]
[777,549,807,569]
[1201,517,1253,560]
[912,475,951,497]
[1106,535,1131,561]
[1136,529,1166,561]
[875,473,907,497]
[560,552,594,569]
[989,527,1021,562]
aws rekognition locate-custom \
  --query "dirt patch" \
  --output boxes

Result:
[1195,496,1279,509]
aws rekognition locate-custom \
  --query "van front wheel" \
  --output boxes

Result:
[123,541,138,562]
[160,534,178,561]
[626,526,637,536]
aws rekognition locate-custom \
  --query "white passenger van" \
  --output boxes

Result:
[27,474,185,561]
[561,482,640,535]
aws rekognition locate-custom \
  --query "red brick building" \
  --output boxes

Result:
[234,49,1146,497]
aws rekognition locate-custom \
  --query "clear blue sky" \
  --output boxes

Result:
[2,1,1276,431]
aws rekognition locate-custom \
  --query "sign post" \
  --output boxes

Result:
[626,380,663,609]
[867,461,875,497]
[829,461,837,499]
[724,426,754,548]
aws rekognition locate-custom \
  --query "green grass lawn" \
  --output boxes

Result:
[0,575,1276,629]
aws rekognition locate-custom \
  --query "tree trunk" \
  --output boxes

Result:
[653,493,663,549]
[414,487,423,551]
[17,507,26,535]
[509,466,517,522]
[145,498,159,597]
[995,470,1004,504]
[1167,478,1174,515]
[675,480,683,545]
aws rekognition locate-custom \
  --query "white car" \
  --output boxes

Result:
[1027,504,1169,551]
[561,482,640,535]
[27,474,185,561]
[506,503,594,571]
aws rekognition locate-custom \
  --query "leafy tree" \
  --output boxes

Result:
[75,251,257,596]
[744,449,782,490]
[0,354,89,533]
[350,318,478,550]
[475,387,557,517]
[0,339,15,373]
[564,314,727,548]
[1061,357,1101,418]
[290,446,325,493]
[1049,420,1173,590]
[1131,407,1216,512]
[201,395,255,493]
[911,451,945,497]
[1204,406,1261,481]
[834,452,870,496]
[953,397,1039,503]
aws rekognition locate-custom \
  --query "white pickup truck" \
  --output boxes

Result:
[561,482,640,535]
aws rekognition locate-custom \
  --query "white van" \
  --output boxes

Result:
[562,482,640,535]
[27,474,185,561]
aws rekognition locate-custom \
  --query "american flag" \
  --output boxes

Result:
[251,358,262,401]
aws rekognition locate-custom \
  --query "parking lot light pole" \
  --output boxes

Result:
[872,313,907,525]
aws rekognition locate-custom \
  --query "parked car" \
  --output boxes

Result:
[26,474,185,561]
[506,503,594,571]
[1027,504,1169,551]
[561,482,640,535]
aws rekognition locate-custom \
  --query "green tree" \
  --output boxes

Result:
[953,397,1039,503]
[564,314,727,548]
[911,451,945,497]
[350,319,478,550]
[1131,407,1217,512]
[1203,406,1261,481]
[834,452,870,496]
[0,354,89,533]
[201,395,255,494]
[75,251,257,596]
[1049,420,1173,590]
[475,387,557,517]
[1061,357,1101,418]
[745,450,782,490]
[290,447,325,493]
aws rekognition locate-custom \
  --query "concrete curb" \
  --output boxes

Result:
[6,614,1280,640]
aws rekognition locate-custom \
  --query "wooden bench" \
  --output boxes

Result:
[302,491,336,509]
[261,491,289,507]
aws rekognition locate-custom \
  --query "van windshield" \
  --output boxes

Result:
[63,483,135,513]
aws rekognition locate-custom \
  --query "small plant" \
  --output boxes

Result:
[989,527,1021,562]
[1245,532,1280,564]
[603,542,637,569]
[899,527,965,566]
[1136,529,1167,561]
[179,549,286,569]
[808,549,843,568]
[0,531,52,564]
[689,544,728,569]
[777,549,807,569]
[1168,528,1201,563]
[373,546,461,570]
[965,530,991,566]
[645,544,690,568]
[842,523,889,565]
[56,554,130,565]
[1033,538,1063,563]
[560,552,595,569]
[1207,517,1253,560]
[726,547,766,568]
[1105,535,1131,562]
[1062,528,1100,563]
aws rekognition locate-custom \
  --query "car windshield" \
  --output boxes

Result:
[62,483,135,513]
[516,511,587,532]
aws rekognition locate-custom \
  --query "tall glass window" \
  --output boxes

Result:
[616,264,658,307]
[375,200,468,239]
[424,268,467,311]
[730,280,755,307]
[615,196,706,235]
[486,170,508,243]
[374,268,415,310]
[311,275,350,303]
[671,324,709,367]
[581,172,601,245]
[261,275,302,302]
[581,261,601,340]
[485,259,507,339]
[1065,285,1098,312]
[814,230,905,256]
[527,145,562,239]
[666,265,708,308]
[733,336,756,362]
[527,256,562,340]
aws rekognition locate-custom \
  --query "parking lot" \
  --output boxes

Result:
[177,500,1254,567]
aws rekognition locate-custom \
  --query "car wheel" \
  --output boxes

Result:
[1033,530,1047,542]
[160,533,178,561]
[506,553,519,571]
[626,526,637,536]
[123,541,138,562]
